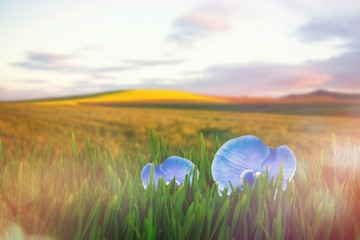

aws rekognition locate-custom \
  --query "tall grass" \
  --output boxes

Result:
[0,134,359,239]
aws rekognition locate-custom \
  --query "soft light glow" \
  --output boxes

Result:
[0,0,359,100]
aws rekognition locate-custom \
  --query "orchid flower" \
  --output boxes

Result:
[211,135,296,195]
[141,156,196,189]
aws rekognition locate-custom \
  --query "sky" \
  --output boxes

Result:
[1,0,360,100]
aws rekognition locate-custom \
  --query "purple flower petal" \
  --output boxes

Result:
[160,156,196,184]
[141,163,164,189]
[211,135,270,194]
[141,156,196,189]
[261,145,297,190]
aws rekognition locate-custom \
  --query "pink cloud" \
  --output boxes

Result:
[288,71,333,87]
[180,13,229,31]
[168,2,237,44]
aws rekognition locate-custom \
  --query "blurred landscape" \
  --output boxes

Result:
[1,89,360,158]
[1,89,360,239]
[1,0,360,238]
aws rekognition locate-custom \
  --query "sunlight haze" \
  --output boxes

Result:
[1,0,359,100]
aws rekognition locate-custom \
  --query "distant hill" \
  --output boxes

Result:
[35,89,229,105]
[20,88,360,105]
[9,87,358,107]
[284,89,360,102]
[4,88,360,117]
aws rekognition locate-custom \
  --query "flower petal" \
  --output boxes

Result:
[261,145,297,190]
[141,163,164,189]
[212,135,270,194]
[159,156,196,184]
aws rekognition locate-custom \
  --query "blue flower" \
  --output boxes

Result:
[141,156,197,189]
[211,135,296,195]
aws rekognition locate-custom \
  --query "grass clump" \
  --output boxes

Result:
[0,134,359,239]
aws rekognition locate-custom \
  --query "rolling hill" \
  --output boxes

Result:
[36,89,229,105]
[13,88,360,105]
[7,88,359,117]
[283,89,360,103]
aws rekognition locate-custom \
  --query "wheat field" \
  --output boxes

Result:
[0,102,360,239]
[1,103,359,158]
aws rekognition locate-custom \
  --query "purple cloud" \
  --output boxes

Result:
[168,2,236,44]
[15,79,49,84]
[25,52,71,65]
[180,52,360,96]
[12,51,134,78]
[181,63,332,96]
[181,14,360,96]
[299,15,360,48]
[12,52,184,80]
[123,59,184,67]
[297,15,360,89]
[314,51,360,89]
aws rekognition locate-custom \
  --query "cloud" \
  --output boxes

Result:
[12,51,134,78]
[0,86,58,101]
[15,79,49,84]
[12,52,184,80]
[283,73,332,87]
[296,14,360,89]
[27,52,71,64]
[183,63,313,96]
[175,13,360,96]
[314,50,360,89]
[299,15,360,48]
[274,0,360,16]
[71,78,177,93]
[123,59,183,67]
[171,13,229,38]
[168,2,236,45]
[131,40,359,96]
[182,56,359,96]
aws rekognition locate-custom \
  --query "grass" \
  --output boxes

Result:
[0,102,360,239]
[1,103,360,159]
[0,133,359,239]
[101,102,360,117]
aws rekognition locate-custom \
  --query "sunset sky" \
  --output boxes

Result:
[1,0,359,100]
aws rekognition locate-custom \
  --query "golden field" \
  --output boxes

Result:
[36,89,228,105]
[1,95,360,239]
[1,102,360,162]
